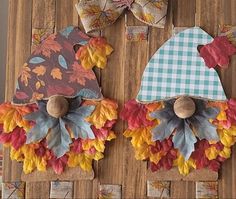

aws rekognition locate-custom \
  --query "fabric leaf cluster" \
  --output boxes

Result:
[121,98,236,176]
[75,37,113,69]
[0,99,118,174]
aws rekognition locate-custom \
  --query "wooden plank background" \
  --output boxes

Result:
[3,0,236,198]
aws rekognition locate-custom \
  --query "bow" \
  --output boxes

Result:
[75,0,168,33]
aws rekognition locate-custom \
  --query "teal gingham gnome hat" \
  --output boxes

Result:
[137,27,227,102]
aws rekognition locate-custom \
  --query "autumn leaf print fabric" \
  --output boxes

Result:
[13,26,114,104]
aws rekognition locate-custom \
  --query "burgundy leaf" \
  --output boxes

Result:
[120,100,155,130]
[199,36,236,68]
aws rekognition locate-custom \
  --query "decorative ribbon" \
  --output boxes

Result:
[75,0,168,33]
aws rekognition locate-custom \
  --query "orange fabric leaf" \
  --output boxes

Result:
[76,37,113,69]
[0,103,34,133]
[86,99,118,129]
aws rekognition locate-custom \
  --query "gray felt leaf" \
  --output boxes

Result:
[68,96,82,111]
[152,115,181,141]
[190,115,219,141]
[200,107,220,119]
[77,88,99,99]
[173,120,197,160]
[65,105,95,139]
[47,118,72,158]
[150,107,174,120]
[25,111,57,144]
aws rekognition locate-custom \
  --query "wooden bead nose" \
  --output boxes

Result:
[173,97,196,119]
[46,96,69,118]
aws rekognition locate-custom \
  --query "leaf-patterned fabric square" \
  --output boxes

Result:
[99,184,122,199]
[50,181,73,199]
[32,28,54,52]
[2,182,25,199]
[147,181,170,198]
[218,25,236,46]
[196,181,218,199]
[126,26,149,41]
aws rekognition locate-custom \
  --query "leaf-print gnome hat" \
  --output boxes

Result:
[0,26,118,179]
[121,27,236,179]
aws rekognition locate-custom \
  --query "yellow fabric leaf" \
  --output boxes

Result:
[68,152,93,171]
[76,37,113,70]
[86,99,118,129]
[93,151,104,161]
[205,146,219,160]
[219,147,231,159]
[228,126,236,136]
[11,145,47,174]
[150,151,163,164]
[134,143,151,160]
[23,158,35,174]
[0,103,32,133]
[174,154,196,176]
[124,127,155,148]
[82,139,105,152]
[10,147,24,161]
[218,129,235,147]
[107,131,116,141]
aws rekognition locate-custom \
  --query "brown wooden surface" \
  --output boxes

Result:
[4,0,236,198]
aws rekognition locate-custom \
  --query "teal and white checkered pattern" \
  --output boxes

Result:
[137,27,227,102]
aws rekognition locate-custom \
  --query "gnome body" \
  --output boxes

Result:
[0,26,118,176]
[121,27,236,178]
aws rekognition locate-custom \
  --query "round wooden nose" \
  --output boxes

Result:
[173,96,196,119]
[46,96,69,118]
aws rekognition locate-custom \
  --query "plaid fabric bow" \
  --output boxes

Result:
[75,0,168,33]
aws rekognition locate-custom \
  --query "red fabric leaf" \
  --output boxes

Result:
[0,127,26,150]
[120,100,154,130]
[191,140,210,169]
[208,160,221,172]
[150,148,177,172]
[47,85,74,96]
[150,138,173,154]
[48,154,68,174]
[35,139,48,157]
[150,137,177,172]
[92,120,116,140]
[71,139,83,154]
[226,98,236,125]
[200,36,236,68]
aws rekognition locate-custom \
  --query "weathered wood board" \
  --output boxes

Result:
[4,0,236,198]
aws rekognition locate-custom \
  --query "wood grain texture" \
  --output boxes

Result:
[4,0,236,198]
[171,1,196,198]
[4,0,33,183]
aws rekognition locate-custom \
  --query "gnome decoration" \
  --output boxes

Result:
[121,27,236,180]
[0,26,118,180]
